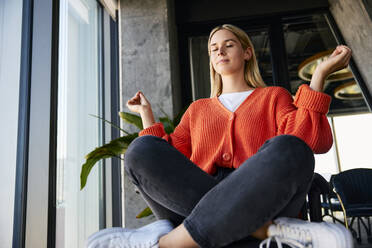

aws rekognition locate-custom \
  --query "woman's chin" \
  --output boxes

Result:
[216,69,236,76]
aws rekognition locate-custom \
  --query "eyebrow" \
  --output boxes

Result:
[210,39,237,47]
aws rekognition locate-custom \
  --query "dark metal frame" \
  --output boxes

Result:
[324,10,372,112]
[12,0,34,246]
[177,8,328,105]
[12,0,121,247]
[47,0,60,246]
[177,8,372,113]
[97,4,107,230]
[109,11,122,227]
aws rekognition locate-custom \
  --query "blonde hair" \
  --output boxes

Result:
[208,24,266,97]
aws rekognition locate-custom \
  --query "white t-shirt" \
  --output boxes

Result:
[218,90,254,112]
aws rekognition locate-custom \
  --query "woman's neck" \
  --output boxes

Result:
[221,73,253,94]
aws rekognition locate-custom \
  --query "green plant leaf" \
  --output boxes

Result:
[89,114,129,135]
[80,133,138,190]
[119,112,143,130]
[136,207,153,218]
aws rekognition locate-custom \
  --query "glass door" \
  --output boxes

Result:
[56,0,104,247]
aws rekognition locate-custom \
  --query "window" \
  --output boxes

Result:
[281,14,372,176]
[0,0,23,247]
[56,0,104,247]
[7,0,120,247]
[332,113,372,171]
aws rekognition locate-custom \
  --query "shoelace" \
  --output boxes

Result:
[259,223,313,248]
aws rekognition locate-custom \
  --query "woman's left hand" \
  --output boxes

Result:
[310,45,352,92]
[317,45,352,77]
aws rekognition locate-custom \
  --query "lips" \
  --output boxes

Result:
[217,59,229,64]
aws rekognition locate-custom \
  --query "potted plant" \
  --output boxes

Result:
[80,105,187,218]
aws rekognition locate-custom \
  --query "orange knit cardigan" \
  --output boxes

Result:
[138,84,333,175]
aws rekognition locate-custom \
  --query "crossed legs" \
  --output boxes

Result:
[124,134,315,248]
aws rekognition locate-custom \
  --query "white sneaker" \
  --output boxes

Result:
[86,219,174,248]
[259,217,353,248]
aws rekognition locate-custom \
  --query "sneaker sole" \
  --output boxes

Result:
[87,227,129,247]
[324,222,354,248]
[274,218,347,248]
[86,219,174,248]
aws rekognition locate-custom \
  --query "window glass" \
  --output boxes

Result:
[283,14,371,176]
[333,113,372,171]
[56,0,103,247]
[283,14,368,115]
[0,0,23,246]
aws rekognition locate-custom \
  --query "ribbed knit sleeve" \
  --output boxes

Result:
[138,106,192,158]
[275,84,333,154]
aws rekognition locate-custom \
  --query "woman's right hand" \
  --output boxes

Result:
[126,91,152,114]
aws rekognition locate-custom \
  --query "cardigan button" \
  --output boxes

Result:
[222,152,231,161]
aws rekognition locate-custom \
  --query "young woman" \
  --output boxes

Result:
[87,24,353,248]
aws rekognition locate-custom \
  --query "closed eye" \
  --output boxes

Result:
[211,44,233,52]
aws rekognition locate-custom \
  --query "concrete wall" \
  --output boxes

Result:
[119,0,181,228]
[329,0,372,94]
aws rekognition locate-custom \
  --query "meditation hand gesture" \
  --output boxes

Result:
[310,45,352,92]
[126,91,155,128]
[317,45,352,76]
[126,91,152,114]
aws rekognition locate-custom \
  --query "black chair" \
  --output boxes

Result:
[321,175,344,224]
[331,168,372,244]
[305,173,343,223]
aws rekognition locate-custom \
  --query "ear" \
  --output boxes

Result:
[243,47,253,61]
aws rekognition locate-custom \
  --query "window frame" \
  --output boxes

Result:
[177,9,372,112]
[12,0,121,247]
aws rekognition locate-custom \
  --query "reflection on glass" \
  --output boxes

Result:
[56,0,102,247]
[283,14,371,176]
[188,28,272,100]
[283,14,368,115]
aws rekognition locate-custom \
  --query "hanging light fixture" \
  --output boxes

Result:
[298,49,362,100]
[334,80,364,100]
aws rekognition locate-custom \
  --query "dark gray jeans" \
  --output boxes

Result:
[124,134,315,248]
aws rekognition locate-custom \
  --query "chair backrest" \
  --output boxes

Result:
[311,173,331,195]
[307,173,332,222]
[331,168,372,206]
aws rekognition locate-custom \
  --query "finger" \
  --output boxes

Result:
[342,47,351,54]
[341,48,352,63]
[340,45,351,52]
[344,52,352,66]
[139,91,146,100]
[331,47,342,56]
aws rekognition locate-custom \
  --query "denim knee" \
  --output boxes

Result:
[264,135,315,177]
[124,135,162,175]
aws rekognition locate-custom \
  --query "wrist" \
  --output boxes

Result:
[139,105,153,115]
[314,65,329,79]
[310,68,328,92]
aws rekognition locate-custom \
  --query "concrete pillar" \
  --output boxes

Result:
[329,0,372,93]
[119,0,181,228]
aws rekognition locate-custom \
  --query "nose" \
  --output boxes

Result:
[218,47,225,56]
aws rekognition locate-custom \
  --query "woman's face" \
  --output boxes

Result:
[209,29,251,76]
